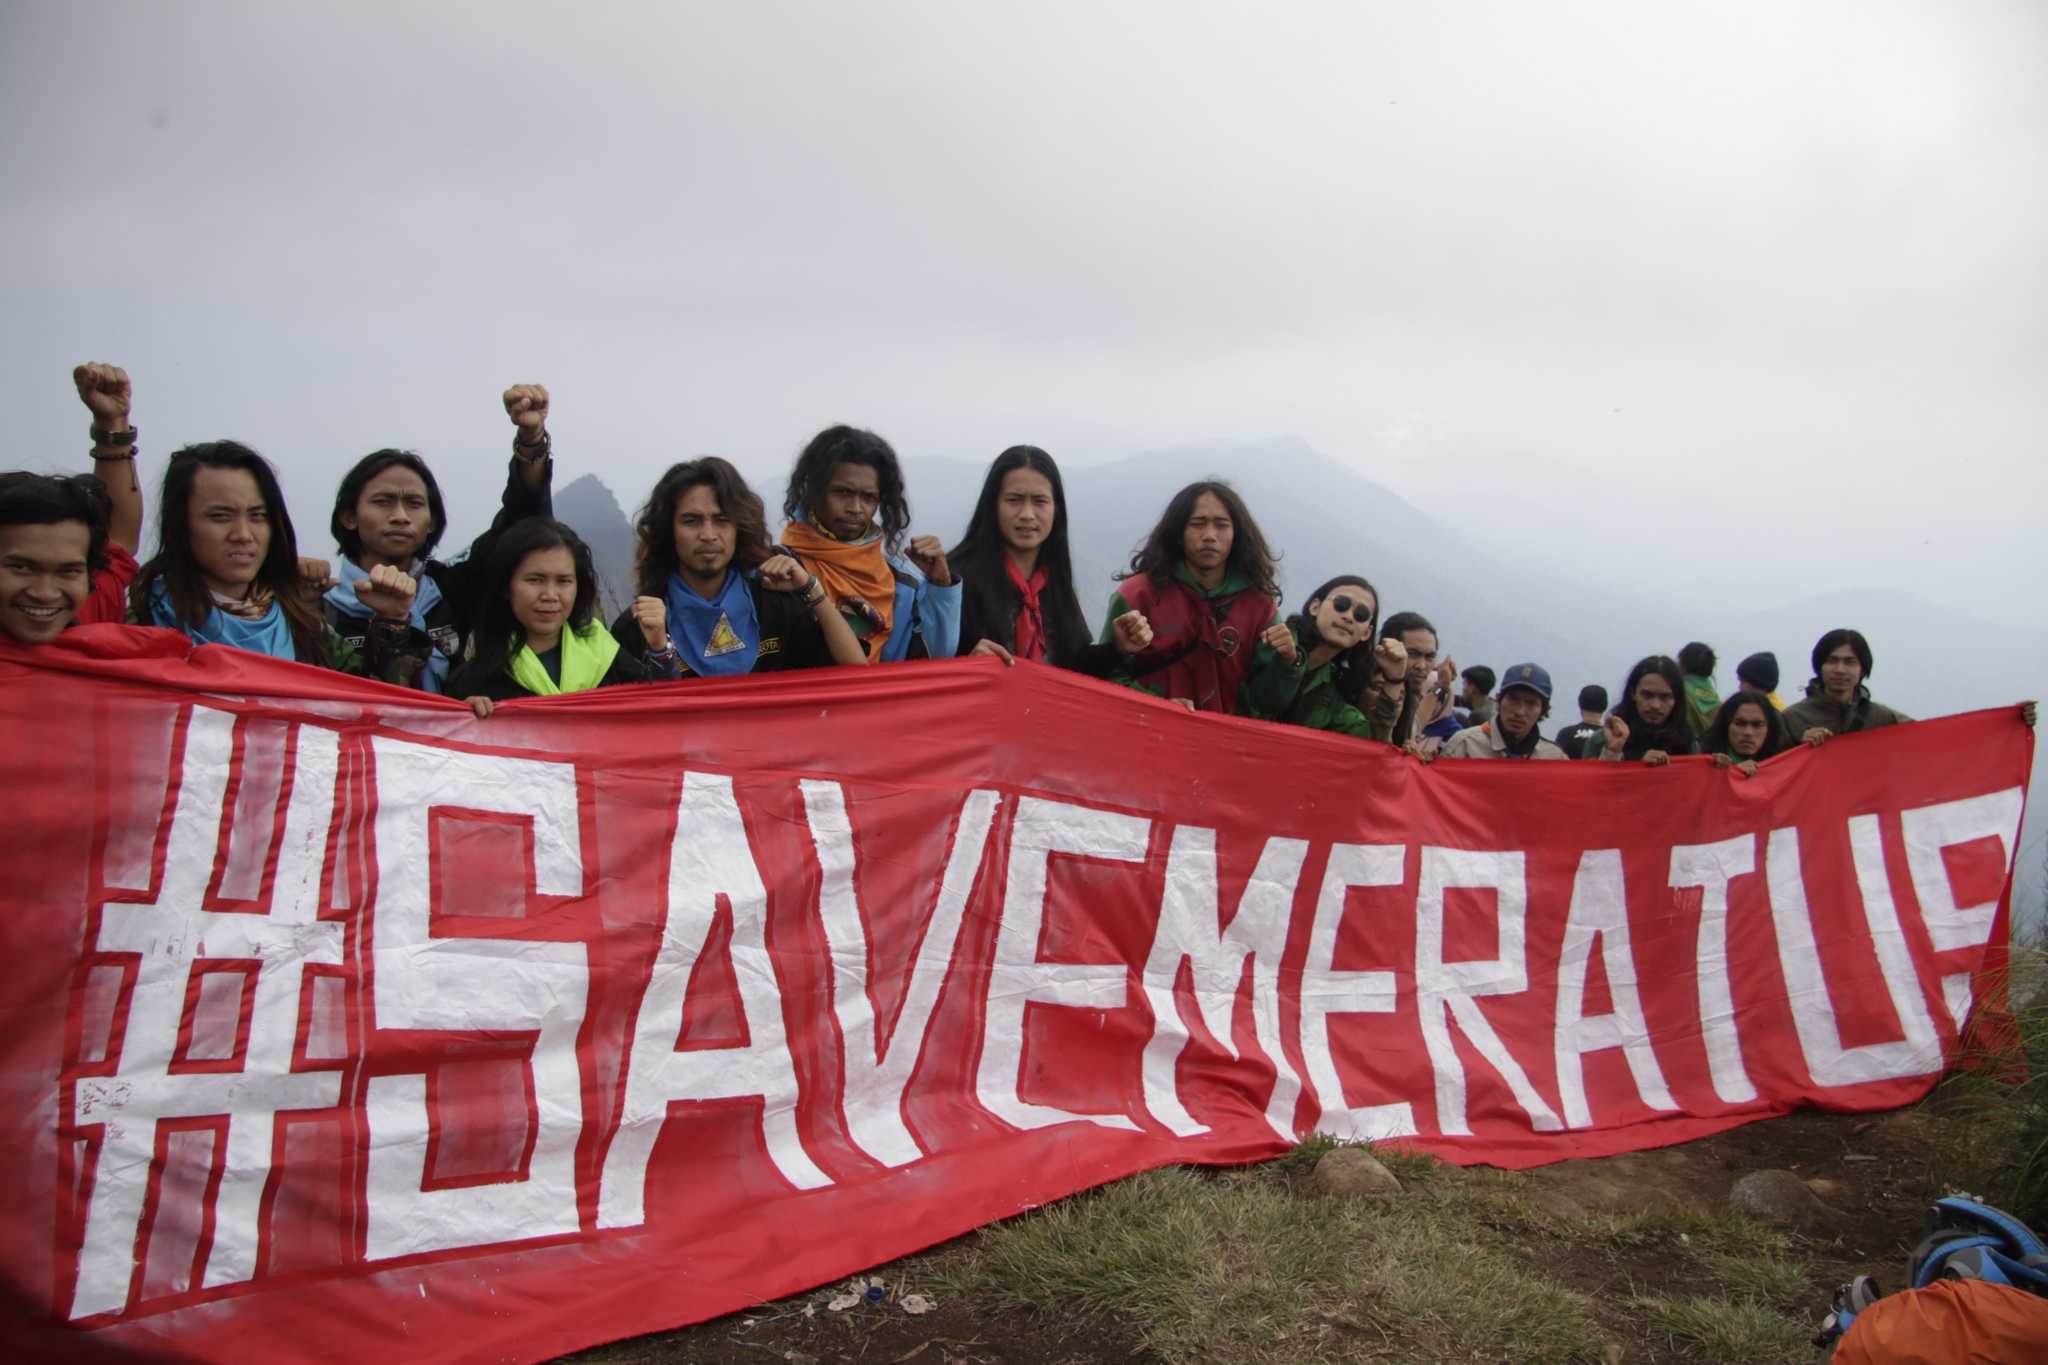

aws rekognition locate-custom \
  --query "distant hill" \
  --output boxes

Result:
[554,474,636,620]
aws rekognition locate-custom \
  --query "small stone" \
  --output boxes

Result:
[899,1293,936,1315]
[1310,1146,1402,1197]
[1729,1168,1842,1232]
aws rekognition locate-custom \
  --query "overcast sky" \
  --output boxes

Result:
[3,0,2042,624]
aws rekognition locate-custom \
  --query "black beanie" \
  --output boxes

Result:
[1736,651,1779,693]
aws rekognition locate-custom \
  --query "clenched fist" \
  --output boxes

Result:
[298,557,337,597]
[758,554,811,594]
[631,595,669,651]
[353,563,419,621]
[1602,713,1630,755]
[1262,621,1298,664]
[503,384,550,443]
[1110,609,1152,655]
[73,362,132,429]
[1373,637,1407,681]
[905,534,951,587]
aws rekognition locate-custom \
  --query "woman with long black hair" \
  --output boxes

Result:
[1702,690,1792,777]
[949,445,1150,673]
[1588,654,1699,764]
[448,517,678,716]
[131,441,424,680]
[1246,574,1407,740]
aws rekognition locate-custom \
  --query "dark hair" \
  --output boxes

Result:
[1704,690,1790,763]
[465,517,600,684]
[782,425,911,552]
[0,472,111,572]
[331,449,449,562]
[1462,665,1496,694]
[1811,629,1873,681]
[1735,651,1779,693]
[635,457,774,597]
[1611,654,1693,759]
[1290,574,1382,705]
[132,442,324,661]
[1380,610,1437,645]
[1577,683,1608,713]
[1119,480,1280,600]
[947,445,1090,662]
[1678,641,1717,677]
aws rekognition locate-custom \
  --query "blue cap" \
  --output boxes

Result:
[1497,662,1552,701]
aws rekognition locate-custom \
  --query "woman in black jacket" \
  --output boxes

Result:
[448,517,678,716]
[949,445,1150,672]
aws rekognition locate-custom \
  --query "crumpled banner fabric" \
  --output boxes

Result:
[0,629,2032,1363]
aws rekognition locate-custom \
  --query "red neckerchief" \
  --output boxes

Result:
[1005,557,1049,662]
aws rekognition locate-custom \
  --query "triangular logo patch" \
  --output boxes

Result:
[704,612,746,657]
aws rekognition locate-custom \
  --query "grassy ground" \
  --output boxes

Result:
[567,949,2048,1364]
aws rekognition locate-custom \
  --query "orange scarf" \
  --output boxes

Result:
[780,521,897,661]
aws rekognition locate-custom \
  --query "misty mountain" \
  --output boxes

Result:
[554,474,637,621]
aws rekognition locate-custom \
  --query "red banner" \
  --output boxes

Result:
[0,628,2032,1362]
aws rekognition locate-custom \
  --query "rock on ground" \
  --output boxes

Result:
[1311,1147,1402,1198]
[1729,1168,1843,1233]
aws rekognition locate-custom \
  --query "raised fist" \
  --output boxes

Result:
[1262,621,1298,664]
[905,534,951,587]
[73,363,132,428]
[1374,637,1407,681]
[758,554,809,594]
[631,595,669,650]
[1110,609,1152,655]
[298,557,337,597]
[353,563,419,621]
[1601,713,1630,754]
[502,384,550,440]
[1436,657,1458,690]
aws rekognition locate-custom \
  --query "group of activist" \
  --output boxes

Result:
[1,363,2034,755]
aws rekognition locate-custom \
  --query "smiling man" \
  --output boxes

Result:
[1441,663,1569,760]
[0,473,110,645]
[777,425,960,663]
[318,383,557,690]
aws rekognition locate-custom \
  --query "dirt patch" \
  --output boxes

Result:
[555,1108,1970,1364]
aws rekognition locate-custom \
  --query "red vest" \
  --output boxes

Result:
[1115,575,1274,715]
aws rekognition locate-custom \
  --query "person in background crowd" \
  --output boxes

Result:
[614,457,866,677]
[1555,684,1607,759]
[1703,690,1792,777]
[0,473,112,645]
[321,384,556,692]
[950,444,1151,671]
[778,425,960,662]
[1589,655,1699,764]
[1378,610,1444,747]
[130,441,424,679]
[1103,479,1292,715]
[1441,663,1568,760]
[1249,573,1407,739]
[1678,641,1719,739]
[1736,651,1786,710]
[1781,629,1906,746]
[1455,665,1497,728]
[450,517,678,715]
[69,363,144,622]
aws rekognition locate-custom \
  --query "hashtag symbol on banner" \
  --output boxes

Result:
[66,705,345,1321]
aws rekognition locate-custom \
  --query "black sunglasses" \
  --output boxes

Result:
[1328,593,1374,624]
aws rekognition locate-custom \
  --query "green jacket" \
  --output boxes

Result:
[1782,685,1911,740]
[1244,621,1402,740]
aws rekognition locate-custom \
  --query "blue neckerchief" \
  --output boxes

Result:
[664,570,760,676]
[325,558,449,691]
[148,579,297,661]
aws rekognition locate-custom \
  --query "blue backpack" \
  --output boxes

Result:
[1816,1196,2048,1348]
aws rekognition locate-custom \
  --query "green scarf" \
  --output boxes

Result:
[508,621,621,696]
